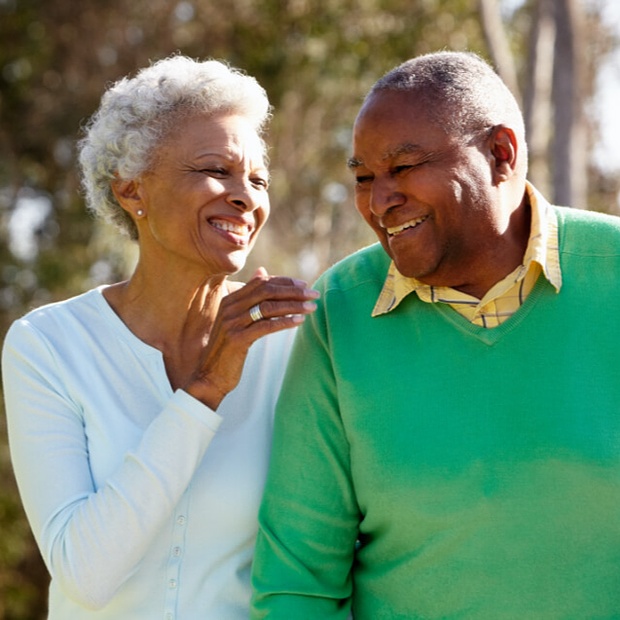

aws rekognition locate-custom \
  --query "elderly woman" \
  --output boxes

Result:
[2,55,317,619]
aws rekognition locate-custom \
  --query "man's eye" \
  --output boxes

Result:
[355,175,373,186]
[252,177,269,189]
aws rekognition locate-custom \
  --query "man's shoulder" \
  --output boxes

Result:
[555,205,620,226]
[555,206,620,254]
[315,242,390,294]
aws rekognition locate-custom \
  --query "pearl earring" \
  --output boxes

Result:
[136,209,144,217]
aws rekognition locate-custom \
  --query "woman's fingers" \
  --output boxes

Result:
[222,269,320,323]
[185,270,319,410]
[245,298,317,323]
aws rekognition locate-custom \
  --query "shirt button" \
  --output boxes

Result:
[172,546,182,557]
[169,579,177,589]
[176,515,186,526]
[166,614,173,620]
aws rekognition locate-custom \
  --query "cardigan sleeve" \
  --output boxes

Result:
[2,318,221,610]
[250,288,360,618]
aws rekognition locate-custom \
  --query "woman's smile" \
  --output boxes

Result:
[208,216,254,246]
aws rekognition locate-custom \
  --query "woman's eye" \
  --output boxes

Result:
[355,175,373,186]
[251,177,269,189]
[202,168,227,176]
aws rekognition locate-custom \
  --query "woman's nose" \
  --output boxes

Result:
[226,179,258,211]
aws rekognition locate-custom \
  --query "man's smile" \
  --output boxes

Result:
[386,215,429,236]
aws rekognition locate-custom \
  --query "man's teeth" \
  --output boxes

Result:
[211,220,248,235]
[387,216,428,235]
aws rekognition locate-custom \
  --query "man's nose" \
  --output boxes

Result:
[369,176,406,216]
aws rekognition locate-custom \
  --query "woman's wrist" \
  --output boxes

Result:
[184,376,227,411]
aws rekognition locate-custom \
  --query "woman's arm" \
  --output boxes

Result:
[2,319,219,610]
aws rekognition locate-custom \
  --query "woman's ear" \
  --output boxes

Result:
[489,125,518,184]
[111,178,146,219]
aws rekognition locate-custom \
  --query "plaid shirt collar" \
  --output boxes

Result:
[371,182,562,317]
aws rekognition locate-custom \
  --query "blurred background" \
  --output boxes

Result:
[1,0,619,617]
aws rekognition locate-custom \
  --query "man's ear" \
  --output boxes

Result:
[489,125,518,184]
[111,178,145,218]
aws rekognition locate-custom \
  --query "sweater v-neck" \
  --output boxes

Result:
[429,274,554,346]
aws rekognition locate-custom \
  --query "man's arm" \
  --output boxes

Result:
[251,290,360,618]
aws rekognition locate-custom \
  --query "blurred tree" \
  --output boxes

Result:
[482,0,613,209]
[479,0,520,95]
[0,0,618,617]
[523,0,556,195]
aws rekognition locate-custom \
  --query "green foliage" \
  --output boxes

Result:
[1,0,618,617]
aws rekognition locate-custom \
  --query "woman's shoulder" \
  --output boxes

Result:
[5,287,108,348]
[14,286,104,323]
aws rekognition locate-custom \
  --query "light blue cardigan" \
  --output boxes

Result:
[3,286,293,619]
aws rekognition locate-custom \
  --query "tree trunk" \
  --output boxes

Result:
[552,0,588,207]
[478,0,520,100]
[523,0,555,196]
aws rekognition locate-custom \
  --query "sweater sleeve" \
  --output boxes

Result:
[250,289,360,618]
[2,319,221,610]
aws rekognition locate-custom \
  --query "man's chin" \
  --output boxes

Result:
[391,258,430,280]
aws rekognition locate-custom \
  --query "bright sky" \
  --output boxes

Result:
[592,1,620,172]
[503,0,620,173]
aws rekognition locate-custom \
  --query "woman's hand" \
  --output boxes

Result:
[185,268,319,410]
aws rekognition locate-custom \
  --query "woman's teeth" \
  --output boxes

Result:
[211,220,248,235]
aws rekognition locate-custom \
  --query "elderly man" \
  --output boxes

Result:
[251,51,620,619]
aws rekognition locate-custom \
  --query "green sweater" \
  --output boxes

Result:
[252,206,620,619]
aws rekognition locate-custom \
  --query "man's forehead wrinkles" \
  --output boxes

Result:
[382,143,422,161]
[348,142,424,169]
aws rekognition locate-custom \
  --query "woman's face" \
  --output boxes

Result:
[134,112,270,277]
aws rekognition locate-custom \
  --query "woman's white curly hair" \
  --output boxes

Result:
[78,55,271,240]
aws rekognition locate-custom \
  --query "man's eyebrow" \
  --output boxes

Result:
[347,143,424,169]
[383,143,422,160]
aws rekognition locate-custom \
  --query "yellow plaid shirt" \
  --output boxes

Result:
[372,183,562,328]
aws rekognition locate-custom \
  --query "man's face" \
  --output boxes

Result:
[350,90,505,293]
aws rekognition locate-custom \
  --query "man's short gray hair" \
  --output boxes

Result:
[78,55,271,240]
[369,51,524,139]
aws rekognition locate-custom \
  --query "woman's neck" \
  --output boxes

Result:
[103,264,231,389]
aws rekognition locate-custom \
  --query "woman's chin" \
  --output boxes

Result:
[220,253,249,276]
